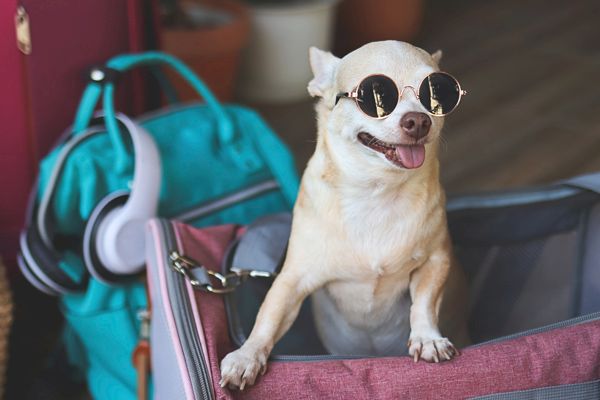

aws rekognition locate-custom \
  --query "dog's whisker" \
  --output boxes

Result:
[439,135,449,151]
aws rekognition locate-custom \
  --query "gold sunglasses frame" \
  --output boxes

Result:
[335,72,468,119]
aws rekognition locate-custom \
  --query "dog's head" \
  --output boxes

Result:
[308,41,445,173]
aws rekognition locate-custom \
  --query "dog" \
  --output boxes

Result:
[220,40,469,390]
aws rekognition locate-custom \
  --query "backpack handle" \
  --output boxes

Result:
[72,52,234,169]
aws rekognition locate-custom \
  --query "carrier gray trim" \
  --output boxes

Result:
[471,379,600,400]
[447,187,580,211]
[472,311,600,348]
[563,171,600,194]
[447,171,600,212]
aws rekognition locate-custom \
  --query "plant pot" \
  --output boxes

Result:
[237,0,340,103]
[334,0,424,56]
[159,0,250,101]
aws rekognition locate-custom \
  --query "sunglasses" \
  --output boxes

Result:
[335,72,467,118]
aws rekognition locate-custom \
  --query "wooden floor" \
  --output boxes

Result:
[254,0,600,195]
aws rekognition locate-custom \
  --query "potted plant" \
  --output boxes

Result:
[158,0,250,101]
[334,0,424,56]
[236,0,341,103]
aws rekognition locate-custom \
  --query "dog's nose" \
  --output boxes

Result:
[400,112,431,140]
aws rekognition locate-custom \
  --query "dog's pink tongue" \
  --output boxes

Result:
[395,145,426,169]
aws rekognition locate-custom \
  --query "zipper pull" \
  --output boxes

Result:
[169,251,201,272]
[137,309,150,340]
[170,251,237,294]
[15,6,32,55]
[133,309,150,400]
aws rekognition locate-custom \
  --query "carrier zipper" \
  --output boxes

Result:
[160,220,213,400]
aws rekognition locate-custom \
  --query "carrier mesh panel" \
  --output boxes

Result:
[580,203,600,314]
[457,232,578,342]
[449,191,600,343]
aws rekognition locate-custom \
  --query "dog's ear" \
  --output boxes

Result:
[431,50,443,64]
[308,47,340,98]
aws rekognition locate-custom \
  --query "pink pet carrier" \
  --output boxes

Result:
[146,172,600,399]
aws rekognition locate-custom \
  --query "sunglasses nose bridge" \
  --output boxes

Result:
[399,85,419,100]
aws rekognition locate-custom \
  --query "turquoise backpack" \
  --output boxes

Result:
[19,52,299,399]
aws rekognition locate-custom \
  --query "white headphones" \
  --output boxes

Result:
[82,113,161,284]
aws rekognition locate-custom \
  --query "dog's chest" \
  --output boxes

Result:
[340,189,430,274]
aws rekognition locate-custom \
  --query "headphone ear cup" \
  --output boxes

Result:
[17,253,60,296]
[83,192,143,284]
[18,226,87,295]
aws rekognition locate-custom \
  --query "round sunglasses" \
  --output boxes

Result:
[335,72,467,118]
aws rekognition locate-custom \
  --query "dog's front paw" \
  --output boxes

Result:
[408,336,459,363]
[219,347,268,390]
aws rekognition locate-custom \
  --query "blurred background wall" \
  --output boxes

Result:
[233,0,600,195]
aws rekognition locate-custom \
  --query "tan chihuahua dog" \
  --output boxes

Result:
[220,41,469,390]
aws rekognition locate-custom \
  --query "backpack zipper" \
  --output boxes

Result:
[173,180,280,223]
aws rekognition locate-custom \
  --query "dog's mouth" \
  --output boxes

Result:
[357,132,426,169]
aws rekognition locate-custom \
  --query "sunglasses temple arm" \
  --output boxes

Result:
[335,92,348,106]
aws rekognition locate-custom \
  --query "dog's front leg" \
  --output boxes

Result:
[219,268,317,390]
[407,246,459,363]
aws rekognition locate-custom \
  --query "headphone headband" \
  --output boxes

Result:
[87,115,161,275]
[21,113,161,293]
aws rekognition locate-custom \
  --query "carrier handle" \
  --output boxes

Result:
[563,172,600,194]
[72,52,234,169]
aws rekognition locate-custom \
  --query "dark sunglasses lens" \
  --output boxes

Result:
[418,73,461,115]
[357,75,398,118]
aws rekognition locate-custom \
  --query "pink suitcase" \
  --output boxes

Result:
[0,0,152,269]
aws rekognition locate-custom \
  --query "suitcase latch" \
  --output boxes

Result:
[15,6,31,55]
